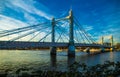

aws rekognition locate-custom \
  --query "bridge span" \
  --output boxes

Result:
[0,10,113,56]
[0,41,110,49]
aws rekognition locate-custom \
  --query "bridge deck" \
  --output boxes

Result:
[0,41,111,49]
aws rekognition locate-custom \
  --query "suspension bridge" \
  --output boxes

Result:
[0,10,113,56]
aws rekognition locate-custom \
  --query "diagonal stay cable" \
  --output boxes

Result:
[39,31,52,42]
[74,19,91,43]
[74,16,96,43]
[10,26,50,41]
[74,25,85,43]
[0,22,49,34]
[56,25,69,41]
[74,27,80,43]
[28,32,41,41]
[55,28,65,42]
[74,22,87,43]
[56,22,80,43]
[56,29,64,42]
[55,17,68,23]
[56,20,84,43]
[0,22,50,37]
[28,27,50,41]
[39,20,68,42]
[56,17,88,43]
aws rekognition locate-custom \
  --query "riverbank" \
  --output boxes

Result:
[0,61,120,77]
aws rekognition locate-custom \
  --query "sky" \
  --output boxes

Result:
[0,0,120,43]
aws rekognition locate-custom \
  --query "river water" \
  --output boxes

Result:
[0,50,120,73]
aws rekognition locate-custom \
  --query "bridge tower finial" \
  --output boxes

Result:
[68,9,75,57]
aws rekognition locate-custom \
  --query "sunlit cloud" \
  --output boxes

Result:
[0,0,120,43]
[23,13,38,25]
[7,0,52,20]
[0,0,54,41]
[0,14,28,30]
[84,25,93,31]
[1,0,53,26]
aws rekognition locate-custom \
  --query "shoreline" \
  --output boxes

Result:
[0,61,120,77]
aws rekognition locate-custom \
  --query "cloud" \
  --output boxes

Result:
[23,13,38,25]
[0,0,54,41]
[0,14,51,41]
[93,26,120,43]
[0,0,5,12]
[7,0,52,20]
[0,14,28,30]
[0,0,54,26]
[83,25,93,31]
[59,10,68,17]
[0,0,53,28]
[0,14,30,41]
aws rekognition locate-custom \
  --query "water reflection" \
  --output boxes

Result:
[50,55,76,71]
[50,55,57,70]
[67,56,75,66]
[0,50,120,73]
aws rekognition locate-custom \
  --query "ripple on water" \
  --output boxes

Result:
[0,50,120,74]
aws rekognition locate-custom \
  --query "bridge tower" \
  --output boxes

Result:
[101,36,105,52]
[101,36,104,45]
[110,35,114,51]
[110,35,113,47]
[50,17,56,55]
[67,9,75,57]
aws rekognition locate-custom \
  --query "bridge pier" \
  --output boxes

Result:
[67,10,75,57]
[50,47,56,55]
[68,44,75,56]
[100,47,105,52]
[50,18,56,55]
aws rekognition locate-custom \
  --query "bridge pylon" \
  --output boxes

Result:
[101,36,104,45]
[67,9,75,57]
[50,17,56,55]
[110,35,114,51]
[100,36,105,52]
[110,35,113,47]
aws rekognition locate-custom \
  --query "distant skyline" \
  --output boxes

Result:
[0,0,120,43]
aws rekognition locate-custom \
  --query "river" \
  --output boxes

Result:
[0,50,120,73]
